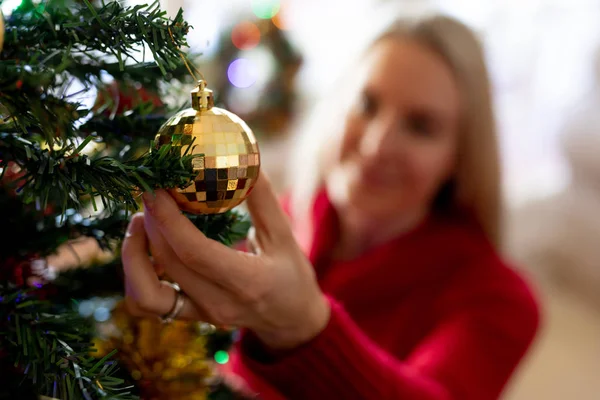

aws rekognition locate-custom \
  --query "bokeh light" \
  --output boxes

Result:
[271,0,289,30]
[227,58,258,88]
[2,0,23,16]
[251,0,280,19]
[231,21,261,50]
[214,350,229,364]
[272,13,286,30]
[131,370,142,380]
[78,300,95,317]
[227,47,277,113]
[227,87,259,115]
[94,306,111,322]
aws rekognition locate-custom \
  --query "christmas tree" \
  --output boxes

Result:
[0,0,252,398]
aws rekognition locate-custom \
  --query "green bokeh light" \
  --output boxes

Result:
[214,350,230,364]
[251,0,280,19]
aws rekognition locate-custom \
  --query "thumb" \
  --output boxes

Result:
[121,212,152,282]
[125,211,145,237]
[122,213,172,315]
[142,189,194,233]
[142,189,233,266]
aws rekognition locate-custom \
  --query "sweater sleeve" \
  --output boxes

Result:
[236,279,539,399]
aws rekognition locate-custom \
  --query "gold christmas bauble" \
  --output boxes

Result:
[154,80,260,214]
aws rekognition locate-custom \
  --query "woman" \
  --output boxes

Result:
[122,13,540,399]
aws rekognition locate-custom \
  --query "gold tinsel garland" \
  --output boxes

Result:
[93,302,214,400]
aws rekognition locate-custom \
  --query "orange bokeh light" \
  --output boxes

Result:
[231,21,261,50]
[271,12,287,30]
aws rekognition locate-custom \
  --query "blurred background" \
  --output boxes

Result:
[160,0,600,398]
[25,0,599,397]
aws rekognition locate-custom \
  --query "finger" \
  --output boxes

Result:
[125,290,207,322]
[143,190,256,285]
[144,210,180,267]
[145,215,242,325]
[245,171,294,248]
[143,190,236,264]
[125,264,206,322]
[161,257,236,325]
[121,213,176,316]
[146,208,259,315]
[145,211,231,293]
[124,282,157,319]
[246,227,262,255]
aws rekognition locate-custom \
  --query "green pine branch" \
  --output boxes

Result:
[0,53,194,116]
[0,181,251,271]
[0,0,194,145]
[0,0,256,397]
[99,60,198,90]
[186,211,252,247]
[0,63,85,145]
[0,188,251,399]
[79,107,168,145]
[0,133,201,214]
[0,186,66,260]
[50,209,250,302]
[50,262,124,302]
[81,204,252,252]
[0,62,185,146]
[0,286,137,399]
[4,0,190,74]
[0,183,128,261]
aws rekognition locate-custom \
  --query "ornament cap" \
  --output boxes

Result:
[191,80,214,111]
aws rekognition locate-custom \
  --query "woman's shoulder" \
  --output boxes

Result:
[423,207,496,264]
[432,210,541,339]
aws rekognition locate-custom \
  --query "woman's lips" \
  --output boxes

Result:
[357,166,395,189]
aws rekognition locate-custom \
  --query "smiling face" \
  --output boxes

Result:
[325,37,462,222]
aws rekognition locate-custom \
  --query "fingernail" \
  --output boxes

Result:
[126,213,144,237]
[142,192,155,214]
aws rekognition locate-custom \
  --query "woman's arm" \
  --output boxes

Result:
[236,272,539,400]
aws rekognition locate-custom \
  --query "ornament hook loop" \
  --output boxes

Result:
[191,79,214,111]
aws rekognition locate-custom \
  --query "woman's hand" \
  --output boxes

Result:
[121,173,330,350]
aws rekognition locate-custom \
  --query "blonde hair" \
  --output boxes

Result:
[288,13,502,248]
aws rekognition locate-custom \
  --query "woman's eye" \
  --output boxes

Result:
[406,113,436,137]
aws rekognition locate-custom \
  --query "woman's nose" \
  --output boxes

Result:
[359,116,403,160]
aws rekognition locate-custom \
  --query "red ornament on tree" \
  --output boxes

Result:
[95,81,164,116]
[0,161,25,196]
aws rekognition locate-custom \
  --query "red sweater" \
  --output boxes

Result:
[231,190,540,399]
